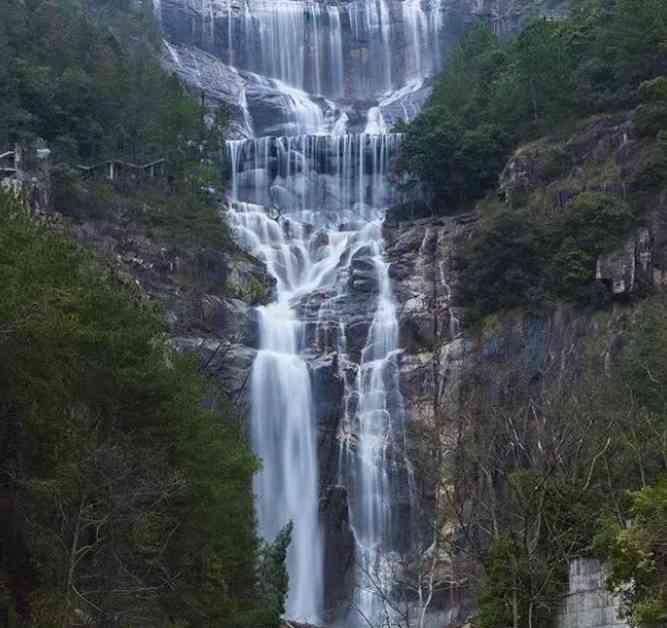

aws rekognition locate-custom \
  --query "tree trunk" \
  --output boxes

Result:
[512,569,519,628]
[62,498,84,628]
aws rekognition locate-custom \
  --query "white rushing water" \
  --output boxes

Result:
[228,200,399,623]
[229,201,326,621]
[337,221,408,624]
[226,141,404,623]
[213,0,445,623]
[226,133,402,213]
[220,0,443,98]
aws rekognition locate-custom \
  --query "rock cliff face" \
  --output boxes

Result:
[390,106,667,426]
[383,107,667,622]
[157,0,567,140]
[385,214,469,424]
[463,0,567,35]
[158,0,447,142]
[498,110,667,298]
[57,190,274,414]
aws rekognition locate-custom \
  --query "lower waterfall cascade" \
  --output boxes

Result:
[157,0,448,623]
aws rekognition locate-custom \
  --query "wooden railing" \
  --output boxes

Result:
[77,158,167,182]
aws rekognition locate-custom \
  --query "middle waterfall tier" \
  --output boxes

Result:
[226,133,402,214]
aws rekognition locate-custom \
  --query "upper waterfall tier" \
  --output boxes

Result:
[159,0,444,100]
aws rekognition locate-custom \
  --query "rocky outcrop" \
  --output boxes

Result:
[385,214,472,424]
[320,484,355,618]
[383,106,667,625]
[455,0,568,36]
[161,43,254,138]
[390,109,667,422]
[499,109,667,298]
[59,192,273,413]
[498,113,632,207]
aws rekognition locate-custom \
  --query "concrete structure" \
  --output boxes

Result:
[557,559,629,628]
[0,146,51,210]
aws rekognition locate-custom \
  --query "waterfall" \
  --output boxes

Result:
[208,0,446,623]
[336,221,408,624]
[226,132,404,623]
[218,0,442,99]
[228,201,326,621]
[227,133,402,214]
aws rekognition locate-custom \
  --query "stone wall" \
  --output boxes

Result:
[556,559,629,628]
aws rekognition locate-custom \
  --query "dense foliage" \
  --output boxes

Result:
[0,195,283,625]
[0,0,223,167]
[396,0,667,210]
[52,172,234,251]
[596,479,667,627]
[458,192,636,319]
[0,0,232,253]
[438,295,667,628]
[394,0,667,320]
[0,2,287,625]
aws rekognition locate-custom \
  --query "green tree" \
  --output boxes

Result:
[598,479,667,627]
[0,191,286,627]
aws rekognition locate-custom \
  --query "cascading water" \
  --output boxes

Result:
[227,133,402,214]
[214,0,442,99]
[230,202,326,620]
[336,224,409,624]
[194,0,448,623]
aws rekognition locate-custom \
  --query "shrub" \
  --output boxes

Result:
[458,208,548,318]
[629,149,667,192]
[635,103,667,138]
[599,478,667,627]
[639,77,667,103]
[458,192,636,317]
[557,192,636,254]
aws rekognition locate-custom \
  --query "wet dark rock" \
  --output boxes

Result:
[320,485,355,619]
[312,353,344,432]
[344,319,371,362]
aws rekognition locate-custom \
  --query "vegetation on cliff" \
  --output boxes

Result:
[0,0,224,166]
[398,0,667,210]
[396,1,667,626]
[459,191,637,318]
[433,296,667,628]
[0,190,288,627]
[397,0,667,318]
[0,1,286,627]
